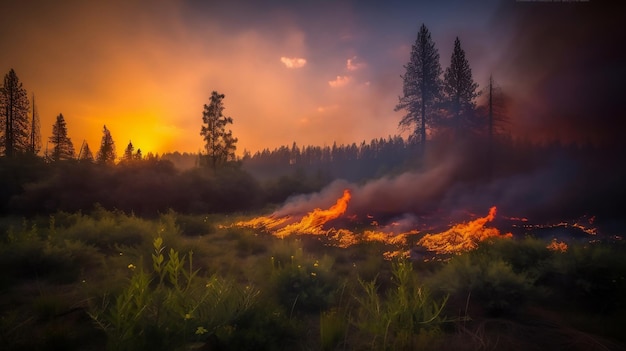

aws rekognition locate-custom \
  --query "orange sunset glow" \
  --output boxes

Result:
[0,0,521,157]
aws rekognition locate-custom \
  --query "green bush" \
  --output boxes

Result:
[354,258,447,350]
[549,242,626,312]
[89,237,258,351]
[429,251,534,317]
[269,240,338,314]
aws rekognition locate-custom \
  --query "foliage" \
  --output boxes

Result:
[200,91,238,168]
[80,142,95,162]
[121,140,135,162]
[89,237,259,351]
[549,242,626,313]
[354,258,447,350]
[441,37,480,133]
[1,68,30,157]
[268,240,338,314]
[395,24,443,147]
[430,243,535,316]
[48,113,75,161]
[96,125,116,165]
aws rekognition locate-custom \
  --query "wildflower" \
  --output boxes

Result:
[128,264,136,270]
[185,313,192,320]
[195,326,208,335]
[311,272,317,277]
[313,261,319,267]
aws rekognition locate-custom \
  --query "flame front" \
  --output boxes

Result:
[416,206,512,254]
[237,192,514,258]
[236,189,408,253]
[273,189,351,238]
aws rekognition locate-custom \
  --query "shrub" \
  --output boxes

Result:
[269,240,338,314]
[89,237,258,351]
[430,251,534,317]
[353,258,447,350]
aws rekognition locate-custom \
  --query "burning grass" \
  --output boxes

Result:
[237,190,513,258]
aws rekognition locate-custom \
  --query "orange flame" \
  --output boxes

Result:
[417,206,512,254]
[546,238,568,252]
[273,189,351,238]
[236,189,351,237]
[238,192,513,258]
[236,189,409,253]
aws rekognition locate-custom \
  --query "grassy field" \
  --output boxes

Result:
[1,209,625,350]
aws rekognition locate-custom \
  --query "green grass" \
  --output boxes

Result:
[0,211,625,350]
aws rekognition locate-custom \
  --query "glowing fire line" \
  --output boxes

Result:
[416,207,512,255]
[236,190,514,257]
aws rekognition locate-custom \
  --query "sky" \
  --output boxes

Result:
[1,0,622,156]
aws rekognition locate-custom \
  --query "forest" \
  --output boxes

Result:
[2,20,626,351]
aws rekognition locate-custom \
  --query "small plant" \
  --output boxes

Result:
[89,237,259,351]
[354,257,447,350]
[269,242,338,314]
[430,248,534,317]
[320,308,349,351]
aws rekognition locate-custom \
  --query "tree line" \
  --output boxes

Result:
[1,69,237,168]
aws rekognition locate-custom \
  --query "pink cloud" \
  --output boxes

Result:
[328,75,351,87]
[280,56,307,68]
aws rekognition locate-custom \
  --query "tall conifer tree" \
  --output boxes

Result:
[395,24,443,150]
[1,69,30,157]
[96,125,116,165]
[442,37,480,133]
[49,113,75,161]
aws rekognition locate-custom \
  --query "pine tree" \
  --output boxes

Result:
[79,142,95,162]
[442,37,480,133]
[29,94,42,155]
[122,141,134,162]
[135,148,142,160]
[200,91,238,168]
[49,113,75,161]
[96,125,116,165]
[395,24,443,150]
[1,69,30,157]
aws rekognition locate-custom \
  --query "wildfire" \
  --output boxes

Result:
[237,191,516,258]
[416,206,512,255]
[273,189,351,238]
[236,189,352,239]
[547,238,568,252]
[236,189,409,252]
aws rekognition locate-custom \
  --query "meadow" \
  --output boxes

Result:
[1,208,625,351]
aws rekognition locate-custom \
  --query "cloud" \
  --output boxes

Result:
[346,56,366,71]
[328,75,351,87]
[280,56,307,68]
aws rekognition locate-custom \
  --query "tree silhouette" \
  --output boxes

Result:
[1,69,30,157]
[123,141,135,162]
[135,148,142,160]
[395,24,443,152]
[79,142,95,163]
[96,125,116,165]
[29,94,42,155]
[200,91,238,168]
[48,113,75,161]
[442,37,480,134]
